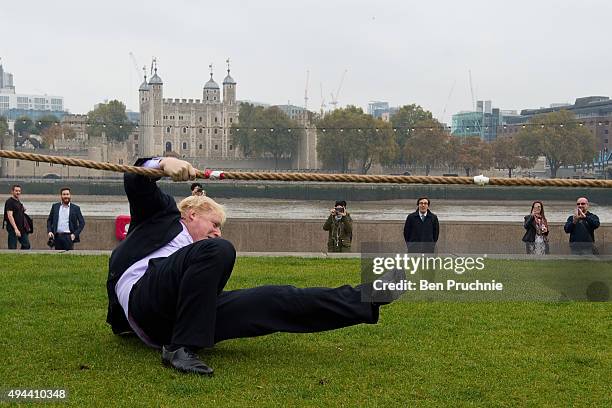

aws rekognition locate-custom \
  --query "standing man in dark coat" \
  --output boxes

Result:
[403,197,439,253]
[3,184,31,250]
[564,197,600,255]
[47,187,85,250]
[107,157,404,377]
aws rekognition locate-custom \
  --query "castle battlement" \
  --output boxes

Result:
[140,63,239,159]
[161,98,207,106]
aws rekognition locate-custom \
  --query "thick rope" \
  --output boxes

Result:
[1,149,610,187]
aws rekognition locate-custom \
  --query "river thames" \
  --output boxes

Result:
[19,195,612,222]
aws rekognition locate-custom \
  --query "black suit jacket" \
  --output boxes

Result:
[403,210,439,252]
[106,160,183,334]
[46,202,85,242]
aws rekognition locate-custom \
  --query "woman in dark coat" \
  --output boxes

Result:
[522,200,549,255]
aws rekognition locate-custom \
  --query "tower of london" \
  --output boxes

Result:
[138,61,239,159]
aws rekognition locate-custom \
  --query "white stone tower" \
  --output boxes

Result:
[146,60,163,156]
[137,69,150,157]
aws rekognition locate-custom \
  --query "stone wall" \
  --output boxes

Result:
[3,217,609,254]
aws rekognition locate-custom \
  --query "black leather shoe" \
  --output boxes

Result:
[161,346,214,376]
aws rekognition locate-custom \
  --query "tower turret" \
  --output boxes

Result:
[145,58,164,156]
[223,58,236,105]
[203,64,220,103]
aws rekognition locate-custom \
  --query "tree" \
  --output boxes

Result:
[443,136,461,172]
[456,137,493,176]
[492,136,533,178]
[231,104,302,169]
[40,125,76,148]
[87,100,134,142]
[316,106,398,174]
[14,116,35,136]
[0,116,9,147]
[231,102,262,157]
[516,110,597,178]
[252,107,301,170]
[353,119,397,174]
[402,118,448,175]
[390,104,434,164]
[34,114,59,134]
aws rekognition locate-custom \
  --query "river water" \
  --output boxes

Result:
[18,195,612,222]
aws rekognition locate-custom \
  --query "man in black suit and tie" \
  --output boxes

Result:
[403,197,439,253]
[107,157,405,377]
[46,187,85,250]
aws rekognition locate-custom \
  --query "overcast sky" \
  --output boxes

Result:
[2,0,611,123]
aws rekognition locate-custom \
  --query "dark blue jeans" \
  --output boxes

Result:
[7,225,30,250]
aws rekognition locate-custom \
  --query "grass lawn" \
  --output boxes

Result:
[0,255,610,407]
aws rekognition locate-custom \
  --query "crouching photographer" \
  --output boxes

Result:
[323,200,353,253]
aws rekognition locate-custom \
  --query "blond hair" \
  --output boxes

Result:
[178,195,226,225]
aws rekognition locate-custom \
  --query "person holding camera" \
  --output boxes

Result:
[323,200,353,253]
[564,197,600,255]
[522,200,549,255]
[190,183,206,197]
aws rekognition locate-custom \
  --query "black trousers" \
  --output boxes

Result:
[129,238,378,350]
[54,233,74,250]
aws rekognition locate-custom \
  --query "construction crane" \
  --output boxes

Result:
[319,83,326,116]
[129,52,141,77]
[128,52,146,110]
[304,70,309,111]
[468,69,475,111]
[441,79,456,120]
[328,69,347,110]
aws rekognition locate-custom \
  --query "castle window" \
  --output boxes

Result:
[119,159,124,165]
[199,144,203,149]
[179,116,183,120]
[165,142,172,152]
[214,144,218,150]
[134,135,138,140]
[214,128,218,134]
[182,142,187,149]
[199,128,203,134]
[166,127,171,133]
[135,143,139,150]
[229,117,233,123]
[229,144,233,150]
[36,162,40,167]
[199,117,202,122]
[182,127,187,134]
[215,117,218,123]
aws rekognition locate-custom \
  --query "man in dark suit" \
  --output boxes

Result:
[46,187,85,250]
[107,157,404,377]
[403,197,439,253]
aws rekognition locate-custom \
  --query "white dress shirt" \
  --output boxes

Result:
[57,203,71,233]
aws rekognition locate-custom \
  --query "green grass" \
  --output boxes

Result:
[0,255,610,407]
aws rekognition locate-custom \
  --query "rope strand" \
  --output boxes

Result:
[1,149,610,187]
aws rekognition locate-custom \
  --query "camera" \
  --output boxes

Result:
[47,237,55,248]
[334,206,344,215]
